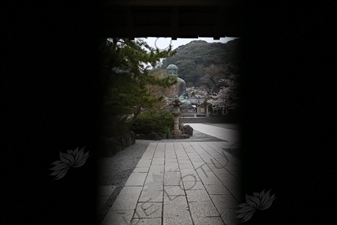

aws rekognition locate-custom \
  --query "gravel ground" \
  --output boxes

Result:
[96,140,150,224]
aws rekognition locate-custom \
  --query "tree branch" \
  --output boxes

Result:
[128,104,142,128]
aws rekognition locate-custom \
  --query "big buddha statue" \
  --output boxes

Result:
[165,64,192,109]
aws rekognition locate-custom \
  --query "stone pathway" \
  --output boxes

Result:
[100,140,242,225]
[188,123,240,144]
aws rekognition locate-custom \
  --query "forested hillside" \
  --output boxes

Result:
[152,38,241,89]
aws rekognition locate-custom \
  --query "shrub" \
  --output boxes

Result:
[166,126,172,139]
[131,110,174,135]
[99,115,129,138]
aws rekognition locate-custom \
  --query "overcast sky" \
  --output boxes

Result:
[138,37,238,51]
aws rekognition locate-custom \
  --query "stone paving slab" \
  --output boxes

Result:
[133,167,149,173]
[124,173,147,186]
[135,202,162,218]
[190,123,240,143]
[101,209,135,225]
[132,218,162,225]
[163,195,190,218]
[182,181,205,190]
[204,183,230,195]
[110,187,142,211]
[139,189,163,202]
[193,216,225,225]
[163,217,193,225]
[164,185,185,196]
[100,140,242,225]
[186,189,212,202]
[210,194,240,210]
[189,200,220,217]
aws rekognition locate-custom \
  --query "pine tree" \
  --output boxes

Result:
[99,38,177,136]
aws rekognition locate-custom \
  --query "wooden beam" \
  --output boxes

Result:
[101,25,206,37]
[106,0,240,6]
[101,25,241,38]
[125,6,134,40]
[213,6,226,40]
[171,6,179,40]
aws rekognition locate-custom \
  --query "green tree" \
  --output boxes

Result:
[99,38,177,137]
[158,39,240,88]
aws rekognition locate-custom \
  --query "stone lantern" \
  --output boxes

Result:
[170,95,182,136]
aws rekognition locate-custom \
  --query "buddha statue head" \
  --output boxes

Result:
[166,64,179,82]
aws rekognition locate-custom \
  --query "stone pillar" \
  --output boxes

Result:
[173,114,181,135]
[171,96,182,136]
